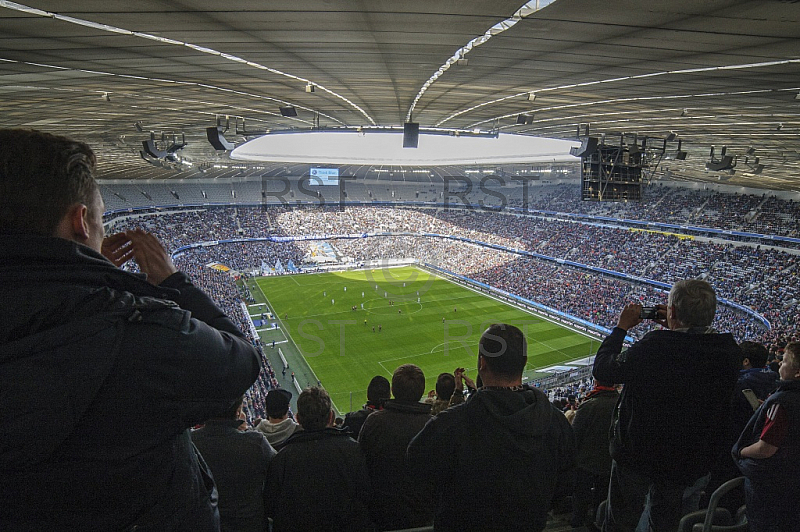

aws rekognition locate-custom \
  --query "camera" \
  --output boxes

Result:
[640,306,659,320]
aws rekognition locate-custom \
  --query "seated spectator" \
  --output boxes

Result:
[359,364,434,530]
[735,341,779,431]
[344,375,390,438]
[265,387,372,532]
[191,396,276,532]
[407,324,575,531]
[707,340,780,512]
[425,372,456,415]
[570,381,619,529]
[734,341,800,531]
[255,389,298,450]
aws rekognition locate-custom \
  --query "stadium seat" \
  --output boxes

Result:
[677,477,747,532]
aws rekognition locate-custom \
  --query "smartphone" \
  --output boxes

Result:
[640,306,658,319]
[741,389,761,411]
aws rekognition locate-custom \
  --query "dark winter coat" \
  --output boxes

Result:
[0,235,261,531]
[191,421,276,532]
[265,427,373,532]
[593,326,740,485]
[358,399,433,530]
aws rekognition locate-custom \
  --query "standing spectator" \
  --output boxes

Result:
[255,389,299,450]
[408,324,575,531]
[0,129,261,530]
[569,381,619,529]
[425,372,457,415]
[265,387,372,532]
[359,364,433,530]
[191,396,276,532]
[733,341,800,532]
[344,375,390,438]
[593,280,741,532]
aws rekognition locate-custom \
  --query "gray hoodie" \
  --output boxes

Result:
[256,417,299,449]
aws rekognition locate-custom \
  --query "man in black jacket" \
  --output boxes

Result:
[407,324,575,532]
[344,375,390,438]
[0,129,262,531]
[192,396,276,532]
[265,386,372,531]
[359,364,433,530]
[593,279,741,532]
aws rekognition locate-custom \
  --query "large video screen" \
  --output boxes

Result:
[308,167,339,186]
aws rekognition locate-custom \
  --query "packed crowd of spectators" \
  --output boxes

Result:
[506,183,798,237]
[106,201,800,354]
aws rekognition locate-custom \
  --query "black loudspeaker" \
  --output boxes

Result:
[206,127,235,151]
[403,122,419,148]
[279,106,298,117]
[142,139,166,159]
[569,137,598,157]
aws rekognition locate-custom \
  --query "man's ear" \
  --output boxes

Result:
[327,410,335,427]
[54,203,90,243]
[742,357,751,368]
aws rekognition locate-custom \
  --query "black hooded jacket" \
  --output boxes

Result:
[0,235,261,531]
[407,385,575,532]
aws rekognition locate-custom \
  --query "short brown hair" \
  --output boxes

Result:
[0,129,97,236]
[296,387,332,431]
[392,364,425,402]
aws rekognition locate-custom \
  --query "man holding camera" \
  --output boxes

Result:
[593,279,741,532]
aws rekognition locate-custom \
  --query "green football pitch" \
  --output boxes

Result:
[248,266,598,413]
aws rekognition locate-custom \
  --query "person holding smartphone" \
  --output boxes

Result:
[593,280,741,532]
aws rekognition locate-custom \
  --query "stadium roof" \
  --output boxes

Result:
[0,0,798,190]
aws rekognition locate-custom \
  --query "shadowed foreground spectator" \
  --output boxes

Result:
[359,364,434,530]
[344,375,390,438]
[265,387,372,532]
[593,280,741,532]
[0,129,261,531]
[408,324,575,531]
[191,396,276,532]
[569,380,618,529]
